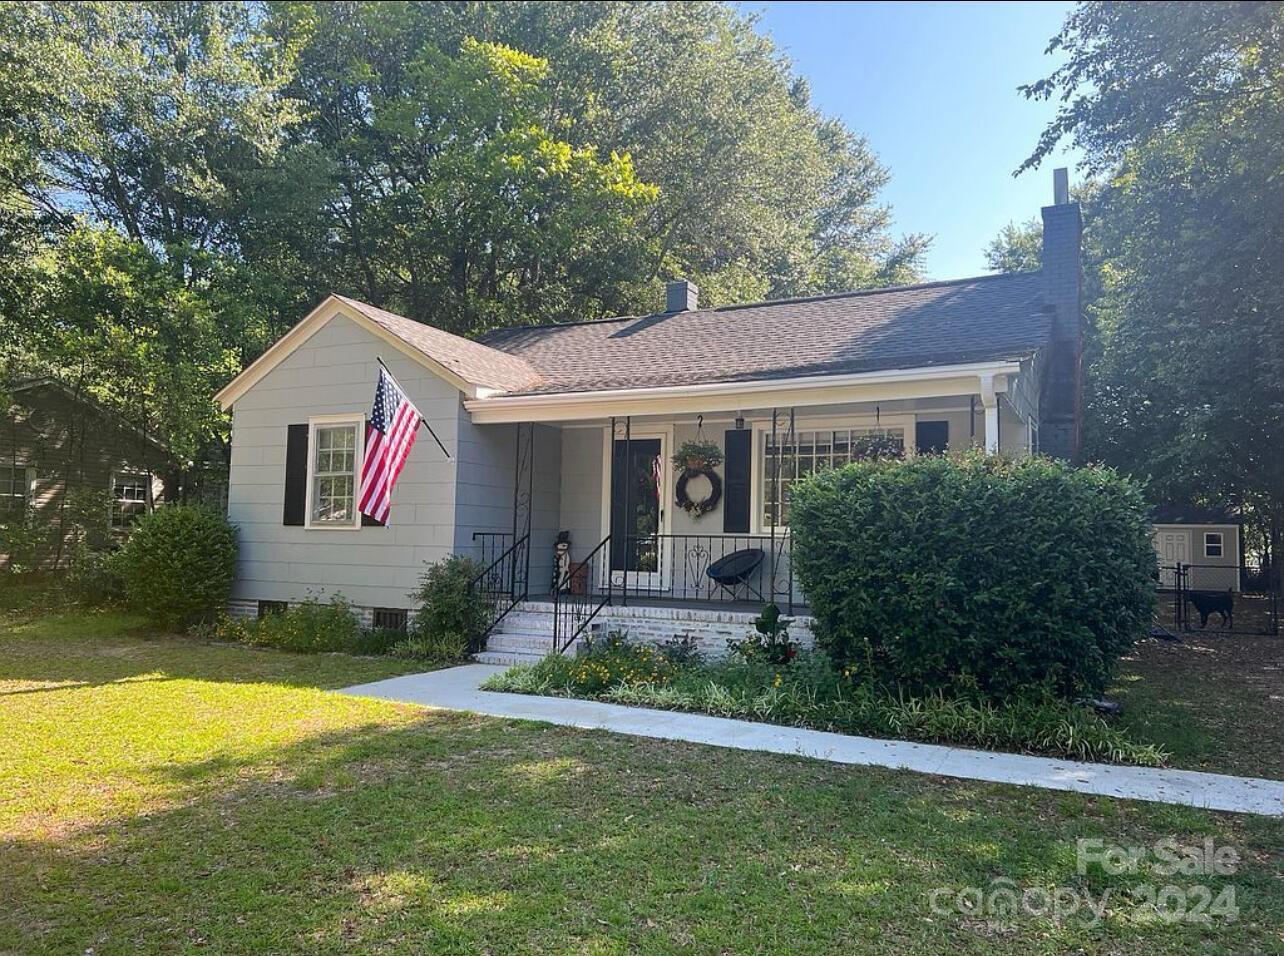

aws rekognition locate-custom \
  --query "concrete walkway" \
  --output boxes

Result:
[342,664,1284,817]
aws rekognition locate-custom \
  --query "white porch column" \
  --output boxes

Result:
[979,373,1000,453]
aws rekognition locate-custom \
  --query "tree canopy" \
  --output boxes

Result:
[0,1,926,466]
[1017,1,1284,563]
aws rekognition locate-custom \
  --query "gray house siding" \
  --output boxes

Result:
[451,417,562,598]
[558,427,605,566]
[227,312,460,612]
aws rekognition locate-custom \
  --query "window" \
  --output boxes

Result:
[372,608,408,631]
[111,472,152,529]
[1204,532,1224,558]
[307,417,362,528]
[0,464,29,516]
[761,426,905,528]
[258,600,288,618]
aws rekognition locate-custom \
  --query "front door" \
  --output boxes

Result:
[1156,531,1190,588]
[609,436,665,589]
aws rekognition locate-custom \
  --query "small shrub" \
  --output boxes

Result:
[115,505,237,629]
[411,555,489,650]
[727,603,798,665]
[353,627,406,656]
[242,594,361,653]
[657,633,702,664]
[390,630,469,662]
[789,452,1157,701]
[66,548,124,606]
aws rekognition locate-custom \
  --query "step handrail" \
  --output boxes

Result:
[468,532,530,650]
[551,534,612,653]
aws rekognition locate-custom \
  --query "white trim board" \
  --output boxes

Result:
[465,362,1021,424]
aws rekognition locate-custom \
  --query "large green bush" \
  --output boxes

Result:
[411,555,489,650]
[788,452,1156,701]
[116,506,237,628]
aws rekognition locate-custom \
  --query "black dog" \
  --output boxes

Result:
[1187,590,1233,629]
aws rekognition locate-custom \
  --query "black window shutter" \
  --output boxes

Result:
[360,421,385,526]
[915,420,949,455]
[723,429,752,533]
[283,424,309,526]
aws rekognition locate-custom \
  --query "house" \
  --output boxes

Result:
[1,379,175,567]
[215,171,1082,658]
[1152,505,1243,592]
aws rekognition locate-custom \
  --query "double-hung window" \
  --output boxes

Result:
[1204,532,1224,558]
[111,472,152,529]
[0,464,30,517]
[761,425,906,528]
[306,417,363,529]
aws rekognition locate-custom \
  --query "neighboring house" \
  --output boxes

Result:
[1153,505,1243,592]
[215,172,1083,657]
[1,379,175,566]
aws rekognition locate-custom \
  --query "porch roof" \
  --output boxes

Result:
[479,271,1051,396]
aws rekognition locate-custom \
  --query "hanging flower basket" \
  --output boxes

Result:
[671,439,723,475]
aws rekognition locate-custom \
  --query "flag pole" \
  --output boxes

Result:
[376,356,452,460]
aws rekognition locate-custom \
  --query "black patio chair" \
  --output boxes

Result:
[706,548,766,602]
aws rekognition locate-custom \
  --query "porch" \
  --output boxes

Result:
[461,362,1040,652]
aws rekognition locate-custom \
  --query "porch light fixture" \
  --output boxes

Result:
[735,415,745,430]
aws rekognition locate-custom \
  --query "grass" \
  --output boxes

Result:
[2,607,1284,953]
[1114,632,1284,779]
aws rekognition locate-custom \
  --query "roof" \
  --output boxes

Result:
[215,294,543,408]
[217,273,1055,409]
[1152,505,1241,526]
[477,271,1052,396]
[6,377,172,455]
[331,296,542,394]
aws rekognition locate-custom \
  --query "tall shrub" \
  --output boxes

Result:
[789,452,1156,701]
[116,506,237,629]
[411,555,489,650]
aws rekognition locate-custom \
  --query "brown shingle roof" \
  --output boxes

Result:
[477,272,1052,395]
[334,295,543,394]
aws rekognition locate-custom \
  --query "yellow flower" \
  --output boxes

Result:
[773,674,782,688]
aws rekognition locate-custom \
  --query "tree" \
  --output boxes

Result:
[984,219,1042,273]
[2,1,927,482]
[273,1,926,327]
[0,1,300,458]
[1022,2,1284,568]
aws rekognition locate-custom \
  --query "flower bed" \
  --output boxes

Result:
[481,637,1167,767]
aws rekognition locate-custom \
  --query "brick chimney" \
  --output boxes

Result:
[665,279,699,313]
[1038,168,1083,461]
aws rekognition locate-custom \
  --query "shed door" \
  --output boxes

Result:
[1156,531,1189,588]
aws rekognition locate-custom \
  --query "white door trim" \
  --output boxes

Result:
[599,424,673,590]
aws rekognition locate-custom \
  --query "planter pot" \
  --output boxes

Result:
[685,457,707,472]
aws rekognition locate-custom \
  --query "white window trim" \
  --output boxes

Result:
[751,414,916,532]
[1204,531,1224,558]
[304,413,366,531]
[109,469,154,529]
[0,462,34,513]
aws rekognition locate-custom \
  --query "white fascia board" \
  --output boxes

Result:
[464,360,1023,424]
[215,295,475,410]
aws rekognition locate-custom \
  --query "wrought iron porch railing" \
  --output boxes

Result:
[468,532,529,650]
[552,534,612,653]
[618,533,795,612]
[472,531,514,571]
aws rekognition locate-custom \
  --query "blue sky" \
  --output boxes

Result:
[741,1,1080,280]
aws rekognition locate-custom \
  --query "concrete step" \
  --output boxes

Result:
[486,632,555,653]
[473,650,546,667]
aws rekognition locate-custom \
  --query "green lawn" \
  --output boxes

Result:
[1114,632,1284,779]
[2,609,1283,954]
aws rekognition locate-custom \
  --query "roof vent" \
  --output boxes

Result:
[1053,167,1070,205]
[665,279,699,313]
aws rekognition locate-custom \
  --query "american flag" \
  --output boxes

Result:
[359,364,422,524]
